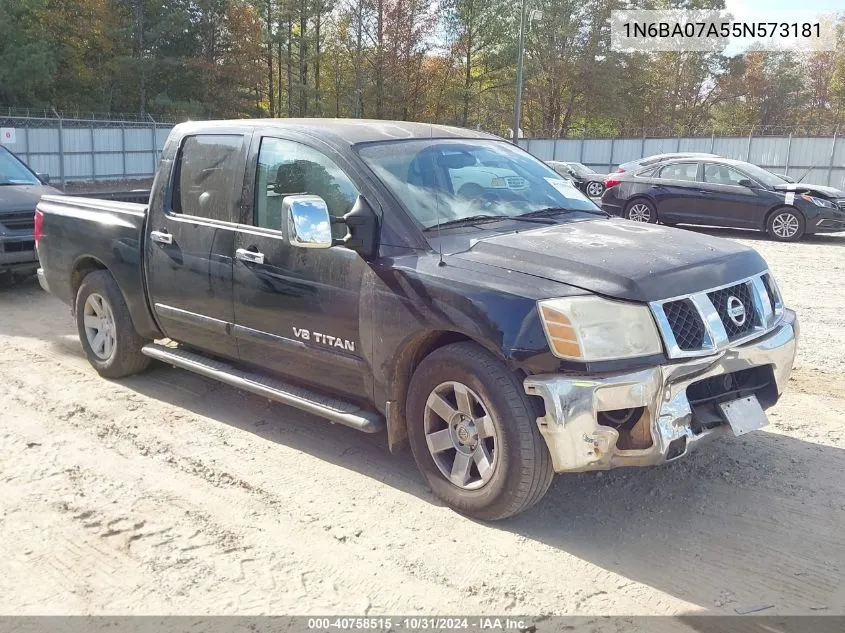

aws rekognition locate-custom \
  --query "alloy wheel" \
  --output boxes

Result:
[424,381,499,490]
[586,182,604,197]
[83,293,117,361]
[771,212,800,239]
[628,203,652,222]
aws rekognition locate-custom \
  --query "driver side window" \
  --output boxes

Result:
[254,138,358,238]
[703,164,749,186]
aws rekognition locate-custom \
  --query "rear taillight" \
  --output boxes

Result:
[34,209,43,247]
[604,176,622,188]
[615,167,626,173]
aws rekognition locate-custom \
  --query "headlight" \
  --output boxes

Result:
[490,177,506,187]
[799,194,835,208]
[538,296,663,361]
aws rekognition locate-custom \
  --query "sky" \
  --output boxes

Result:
[720,0,843,54]
[725,0,844,11]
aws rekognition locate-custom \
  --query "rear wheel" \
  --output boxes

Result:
[585,181,605,198]
[406,342,553,520]
[75,270,151,378]
[766,208,805,241]
[625,199,657,223]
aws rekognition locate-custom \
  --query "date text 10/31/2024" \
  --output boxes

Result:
[306,618,529,631]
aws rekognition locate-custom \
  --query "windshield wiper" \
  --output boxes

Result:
[520,206,608,218]
[424,214,555,231]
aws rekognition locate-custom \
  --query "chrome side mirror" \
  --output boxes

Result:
[285,194,333,249]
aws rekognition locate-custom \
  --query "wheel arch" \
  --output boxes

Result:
[69,255,161,339]
[624,195,659,218]
[386,329,503,452]
[763,204,805,231]
[70,255,110,308]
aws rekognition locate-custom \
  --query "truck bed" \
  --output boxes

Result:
[36,194,160,339]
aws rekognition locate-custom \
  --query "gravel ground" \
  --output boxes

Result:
[1,227,844,615]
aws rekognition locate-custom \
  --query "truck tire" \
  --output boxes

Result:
[406,342,553,520]
[75,270,151,378]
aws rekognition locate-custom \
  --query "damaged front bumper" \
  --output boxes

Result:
[524,310,798,473]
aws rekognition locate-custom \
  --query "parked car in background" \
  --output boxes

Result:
[601,156,845,241]
[613,152,719,175]
[546,161,608,198]
[449,147,529,196]
[0,146,61,279]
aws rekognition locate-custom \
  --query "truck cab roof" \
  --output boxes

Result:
[173,118,498,147]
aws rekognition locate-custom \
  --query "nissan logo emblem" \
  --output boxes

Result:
[726,296,746,326]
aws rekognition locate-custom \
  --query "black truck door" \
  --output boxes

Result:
[145,133,249,359]
[232,135,369,400]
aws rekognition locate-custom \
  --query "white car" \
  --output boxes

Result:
[448,162,529,197]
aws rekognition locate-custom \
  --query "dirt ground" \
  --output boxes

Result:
[1,227,844,616]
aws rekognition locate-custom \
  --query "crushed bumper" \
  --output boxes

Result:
[524,310,798,473]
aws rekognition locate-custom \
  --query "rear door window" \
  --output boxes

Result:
[658,162,699,182]
[172,135,244,222]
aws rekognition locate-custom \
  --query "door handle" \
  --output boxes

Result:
[236,248,265,265]
[150,230,173,245]
[697,189,712,194]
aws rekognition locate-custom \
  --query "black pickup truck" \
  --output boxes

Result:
[35,119,799,520]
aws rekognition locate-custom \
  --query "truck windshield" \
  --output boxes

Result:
[357,139,601,229]
[0,147,40,186]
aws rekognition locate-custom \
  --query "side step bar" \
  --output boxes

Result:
[141,344,384,434]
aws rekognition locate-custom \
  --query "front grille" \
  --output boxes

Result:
[708,282,760,340]
[651,272,781,359]
[3,240,35,253]
[835,198,845,211]
[662,299,705,350]
[0,211,35,231]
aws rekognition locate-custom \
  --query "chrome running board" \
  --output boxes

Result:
[141,343,384,434]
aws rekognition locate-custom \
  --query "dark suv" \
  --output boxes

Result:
[0,146,60,277]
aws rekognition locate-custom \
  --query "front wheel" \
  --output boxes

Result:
[406,342,553,521]
[75,270,151,378]
[625,199,657,223]
[585,181,605,198]
[767,208,805,241]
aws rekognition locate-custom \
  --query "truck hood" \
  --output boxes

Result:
[449,218,768,302]
[772,183,844,198]
[0,183,62,213]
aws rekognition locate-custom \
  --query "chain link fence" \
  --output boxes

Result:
[0,109,175,187]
